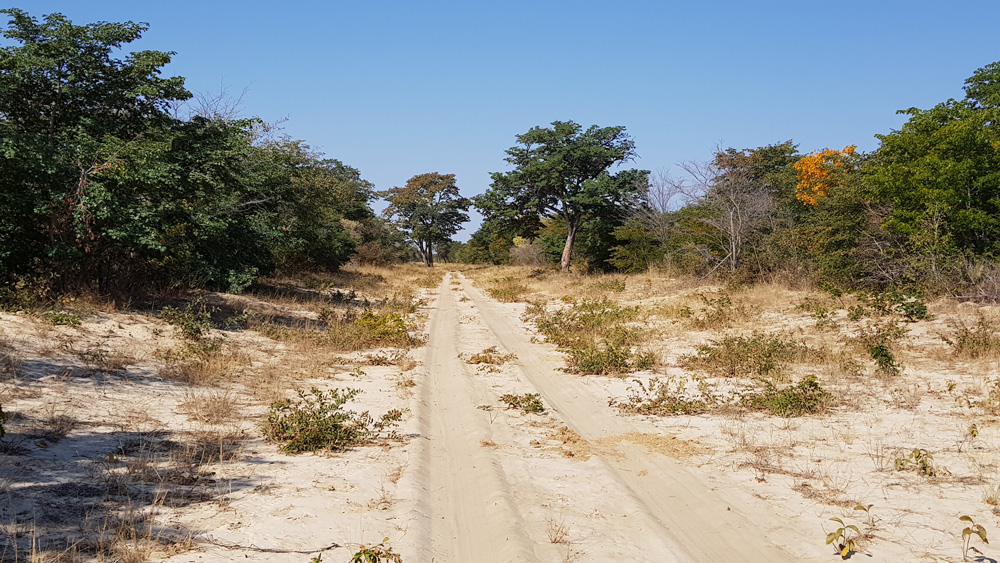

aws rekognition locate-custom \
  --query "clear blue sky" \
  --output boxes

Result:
[17,1,1000,239]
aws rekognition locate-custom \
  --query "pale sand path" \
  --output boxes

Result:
[414,273,540,562]
[433,271,824,562]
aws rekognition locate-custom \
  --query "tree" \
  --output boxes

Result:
[476,121,649,271]
[382,173,470,267]
[0,8,190,283]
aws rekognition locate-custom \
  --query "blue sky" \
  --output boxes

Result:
[16,1,1000,239]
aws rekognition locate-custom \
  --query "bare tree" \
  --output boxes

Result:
[633,168,687,244]
[679,154,774,273]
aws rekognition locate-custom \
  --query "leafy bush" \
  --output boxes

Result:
[43,310,82,326]
[349,538,403,563]
[743,375,830,417]
[894,448,935,476]
[499,393,545,413]
[159,301,214,340]
[566,344,653,376]
[855,287,929,321]
[680,333,799,378]
[262,387,402,454]
[853,321,907,376]
[610,378,709,416]
[527,298,652,376]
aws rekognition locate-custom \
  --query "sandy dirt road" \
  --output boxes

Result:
[412,273,824,562]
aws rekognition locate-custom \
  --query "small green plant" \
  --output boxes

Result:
[263,388,402,454]
[353,312,409,340]
[350,538,402,562]
[499,393,545,414]
[894,448,936,476]
[743,375,831,417]
[854,503,877,530]
[960,515,989,561]
[43,309,82,326]
[159,300,214,340]
[826,517,861,559]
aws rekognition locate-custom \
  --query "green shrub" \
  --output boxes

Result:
[566,344,653,376]
[43,310,82,326]
[159,301,214,340]
[853,321,907,376]
[743,375,830,417]
[610,378,709,416]
[680,333,799,379]
[499,393,545,413]
[262,387,402,454]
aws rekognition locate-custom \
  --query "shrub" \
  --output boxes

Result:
[43,310,82,326]
[743,375,830,417]
[466,346,516,365]
[499,393,545,413]
[943,317,1000,359]
[159,301,213,340]
[566,344,653,376]
[680,333,799,379]
[853,321,907,376]
[262,387,402,454]
[610,378,709,416]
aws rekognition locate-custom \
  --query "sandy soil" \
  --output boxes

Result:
[3,268,999,562]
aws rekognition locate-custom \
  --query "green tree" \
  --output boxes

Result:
[382,172,470,267]
[476,121,649,271]
[863,60,1000,286]
[0,9,190,282]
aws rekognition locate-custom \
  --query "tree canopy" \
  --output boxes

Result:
[382,172,470,267]
[475,121,649,271]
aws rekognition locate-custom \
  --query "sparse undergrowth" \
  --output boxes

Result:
[680,333,801,379]
[527,298,654,376]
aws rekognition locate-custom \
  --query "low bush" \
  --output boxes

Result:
[159,301,214,340]
[466,346,516,365]
[852,321,907,376]
[44,310,82,326]
[943,317,1000,360]
[610,378,709,416]
[487,275,528,302]
[743,375,831,417]
[680,333,800,379]
[499,393,545,413]
[263,387,402,454]
[566,344,653,376]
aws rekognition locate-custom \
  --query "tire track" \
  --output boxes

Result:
[457,272,819,563]
[414,273,539,563]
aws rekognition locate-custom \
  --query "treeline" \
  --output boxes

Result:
[0,9,409,296]
[459,62,1000,298]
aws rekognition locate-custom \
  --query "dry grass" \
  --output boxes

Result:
[179,388,240,425]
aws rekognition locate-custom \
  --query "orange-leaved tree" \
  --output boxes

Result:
[793,145,857,205]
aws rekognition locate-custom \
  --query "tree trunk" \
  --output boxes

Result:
[561,222,577,271]
[421,241,434,267]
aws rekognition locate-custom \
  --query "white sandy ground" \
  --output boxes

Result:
[1,271,999,562]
